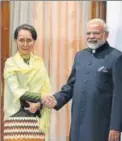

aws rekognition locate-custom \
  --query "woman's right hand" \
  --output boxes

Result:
[24,101,41,113]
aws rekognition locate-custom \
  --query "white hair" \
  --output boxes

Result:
[87,18,109,32]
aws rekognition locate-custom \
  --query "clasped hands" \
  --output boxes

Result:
[24,94,57,113]
[42,95,57,108]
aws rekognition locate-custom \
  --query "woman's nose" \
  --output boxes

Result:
[23,41,28,47]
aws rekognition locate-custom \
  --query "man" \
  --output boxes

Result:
[42,18,122,141]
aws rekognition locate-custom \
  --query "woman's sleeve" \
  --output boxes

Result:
[4,59,41,102]
[20,91,41,102]
[4,59,29,102]
[5,74,29,102]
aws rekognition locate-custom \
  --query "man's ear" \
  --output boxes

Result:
[105,31,109,40]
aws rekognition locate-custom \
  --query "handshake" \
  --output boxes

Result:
[42,95,57,109]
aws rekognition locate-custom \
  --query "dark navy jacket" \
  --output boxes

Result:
[54,42,122,141]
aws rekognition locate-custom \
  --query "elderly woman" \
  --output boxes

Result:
[3,24,51,141]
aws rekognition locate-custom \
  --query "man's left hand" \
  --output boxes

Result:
[108,130,120,141]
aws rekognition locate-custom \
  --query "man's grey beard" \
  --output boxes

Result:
[87,40,106,50]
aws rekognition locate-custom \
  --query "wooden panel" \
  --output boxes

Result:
[91,1,106,21]
[91,1,97,19]
[1,2,10,79]
[1,1,10,140]
[99,1,106,21]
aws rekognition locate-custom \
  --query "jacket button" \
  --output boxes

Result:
[81,90,85,93]
[88,62,92,66]
[81,109,84,112]
[86,71,90,74]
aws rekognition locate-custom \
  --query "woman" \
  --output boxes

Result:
[3,24,51,141]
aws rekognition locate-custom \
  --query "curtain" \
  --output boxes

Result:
[10,1,103,140]
[33,2,91,140]
[10,1,34,55]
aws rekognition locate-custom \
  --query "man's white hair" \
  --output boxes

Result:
[87,18,109,32]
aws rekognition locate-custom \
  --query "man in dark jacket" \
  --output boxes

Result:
[42,18,122,141]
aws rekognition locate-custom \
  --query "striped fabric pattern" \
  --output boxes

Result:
[4,117,45,141]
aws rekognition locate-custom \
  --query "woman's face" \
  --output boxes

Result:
[15,29,35,55]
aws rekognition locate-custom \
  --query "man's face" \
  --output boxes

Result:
[86,22,108,49]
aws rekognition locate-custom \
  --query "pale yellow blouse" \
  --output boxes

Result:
[4,52,52,141]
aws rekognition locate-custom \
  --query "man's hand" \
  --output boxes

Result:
[42,95,57,109]
[108,130,120,141]
[24,101,41,113]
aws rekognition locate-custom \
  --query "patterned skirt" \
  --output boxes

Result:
[4,117,45,141]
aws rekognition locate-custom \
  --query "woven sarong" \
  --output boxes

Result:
[4,117,45,141]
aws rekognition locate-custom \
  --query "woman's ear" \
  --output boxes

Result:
[15,39,17,45]
[33,41,36,45]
